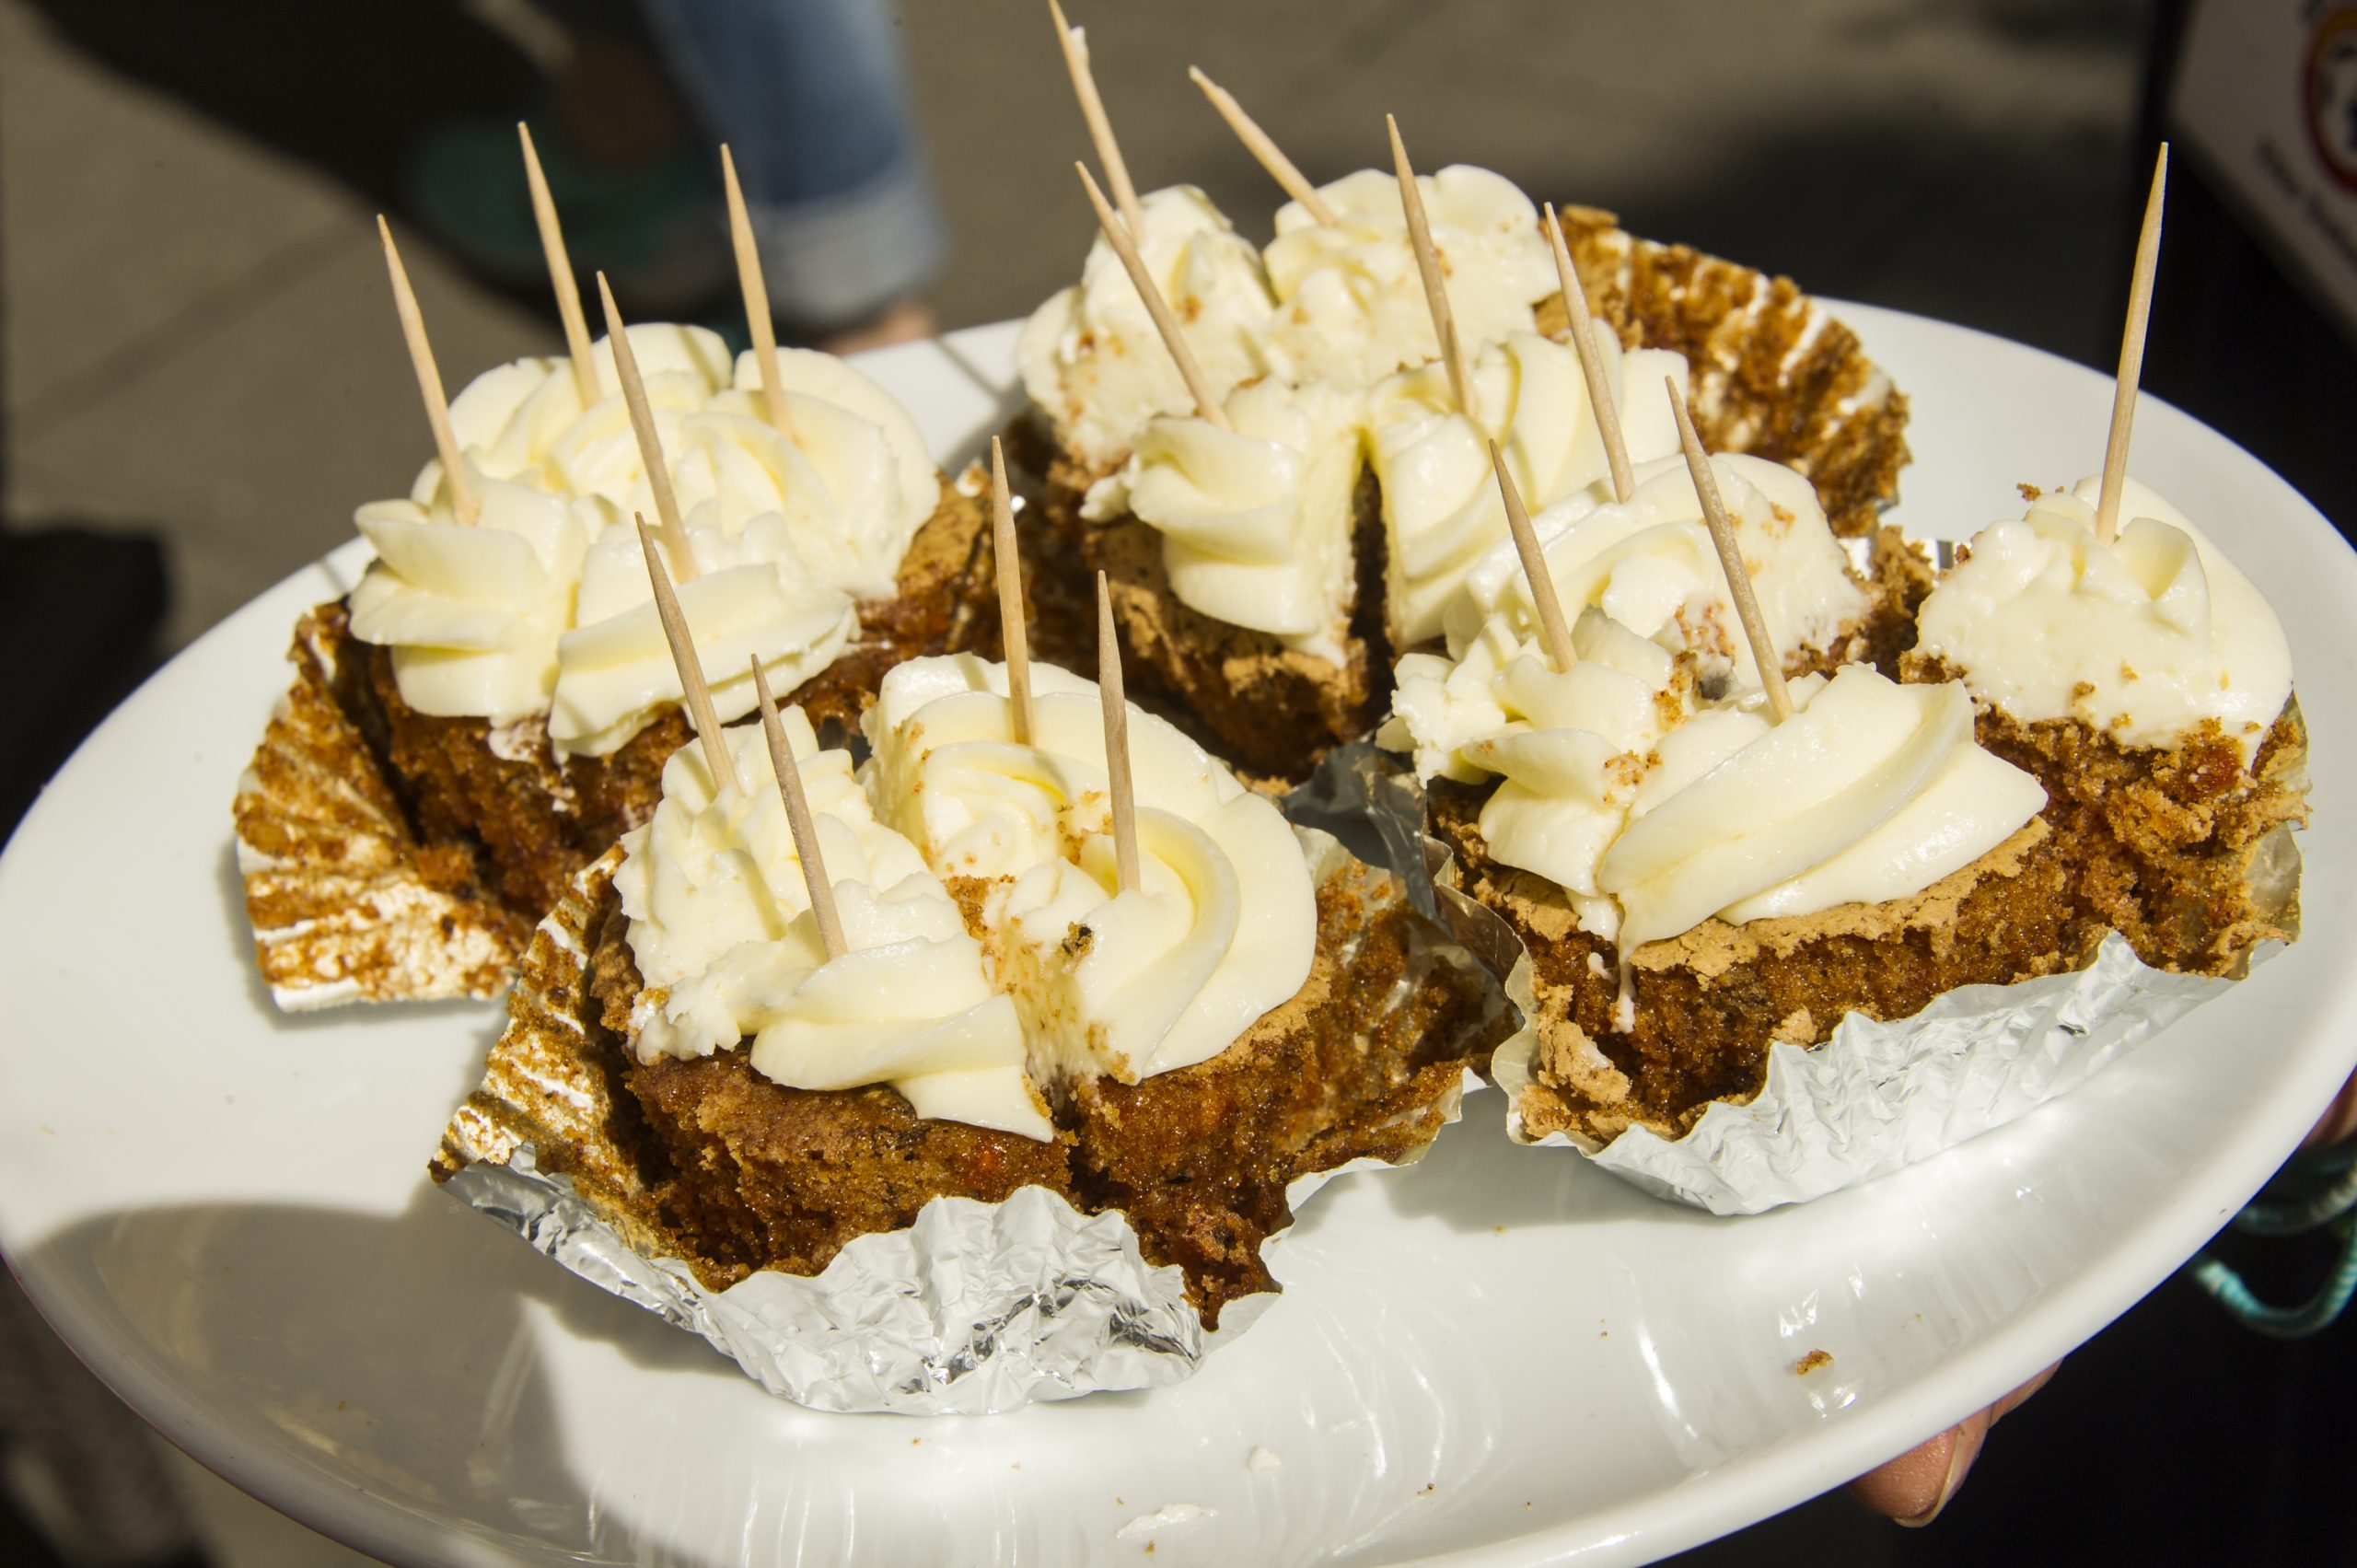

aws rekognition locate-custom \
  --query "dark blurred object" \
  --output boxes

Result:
[2141,0,2357,537]
[18,0,539,225]
[0,528,169,842]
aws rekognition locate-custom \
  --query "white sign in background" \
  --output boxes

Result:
[2172,0,2357,337]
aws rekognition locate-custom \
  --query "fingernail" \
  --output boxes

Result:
[1896,1430,1978,1528]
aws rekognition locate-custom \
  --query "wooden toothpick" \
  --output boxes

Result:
[634,515,740,795]
[376,215,478,527]
[991,437,1036,745]
[1095,571,1141,895]
[2096,143,2168,547]
[517,122,598,407]
[1667,379,1791,722]
[1544,202,1634,505]
[751,657,847,961]
[1076,162,1231,429]
[1188,66,1336,225]
[1491,441,1575,674]
[1387,116,1469,415]
[1049,0,1144,237]
[720,144,794,444]
[597,273,696,581]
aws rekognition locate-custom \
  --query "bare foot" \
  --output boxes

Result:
[815,298,937,355]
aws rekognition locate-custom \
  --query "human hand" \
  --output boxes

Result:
[1848,1364,2058,1525]
[1852,1067,2357,1524]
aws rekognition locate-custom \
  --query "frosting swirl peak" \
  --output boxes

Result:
[614,714,1047,1141]
[864,655,1317,1085]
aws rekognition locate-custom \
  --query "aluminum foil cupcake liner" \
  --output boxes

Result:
[433,817,1512,1414]
[1311,738,2291,1216]
[1493,933,2263,1214]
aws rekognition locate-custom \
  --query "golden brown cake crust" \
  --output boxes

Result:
[1902,656,2308,978]
[1428,779,2093,1143]
[478,856,1501,1329]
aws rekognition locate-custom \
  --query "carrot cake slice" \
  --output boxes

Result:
[1906,475,2306,976]
[234,327,999,1008]
[436,653,1505,1334]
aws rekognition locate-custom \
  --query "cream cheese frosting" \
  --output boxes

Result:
[1597,667,2047,952]
[350,326,944,755]
[1262,166,1557,389]
[1016,183,1281,472]
[614,714,1049,1141]
[863,654,1317,1086]
[437,322,737,494]
[1369,332,1690,647]
[1442,451,1868,688]
[1386,615,2043,951]
[346,476,595,724]
[1912,475,2293,763]
[1084,378,1366,661]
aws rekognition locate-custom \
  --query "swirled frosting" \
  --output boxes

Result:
[436,323,738,494]
[1369,332,1690,646]
[1441,452,1867,688]
[351,325,943,754]
[1016,184,1281,471]
[1262,166,1557,389]
[346,476,595,723]
[1597,667,2047,952]
[863,655,1317,1085]
[1913,476,2293,763]
[614,714,1049,1141]
[1083,378,1366,661]
[1394,621,2045,950]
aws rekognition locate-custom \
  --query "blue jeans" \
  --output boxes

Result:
[636,0,946,329]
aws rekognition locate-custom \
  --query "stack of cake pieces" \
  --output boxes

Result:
[234,147,1002,1009]
[1004,40,1912,781]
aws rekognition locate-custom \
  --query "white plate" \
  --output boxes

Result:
[2,309,2351,1568]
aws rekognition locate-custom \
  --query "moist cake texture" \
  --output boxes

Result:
[467,852,1498,1327]
[238,484,1001,1002]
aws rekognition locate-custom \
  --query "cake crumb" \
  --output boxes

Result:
[2017,482,2042,502]
[1794,1349,1834,1376]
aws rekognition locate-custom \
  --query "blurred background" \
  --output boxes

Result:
[3,0,2352,1563]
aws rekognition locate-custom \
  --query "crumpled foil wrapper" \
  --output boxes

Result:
[1313,738,2290,1216]
[435,812,1510,1414]
[1494,933,2260,1214]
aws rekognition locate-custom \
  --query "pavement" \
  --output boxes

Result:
[0,2,2158,1563]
